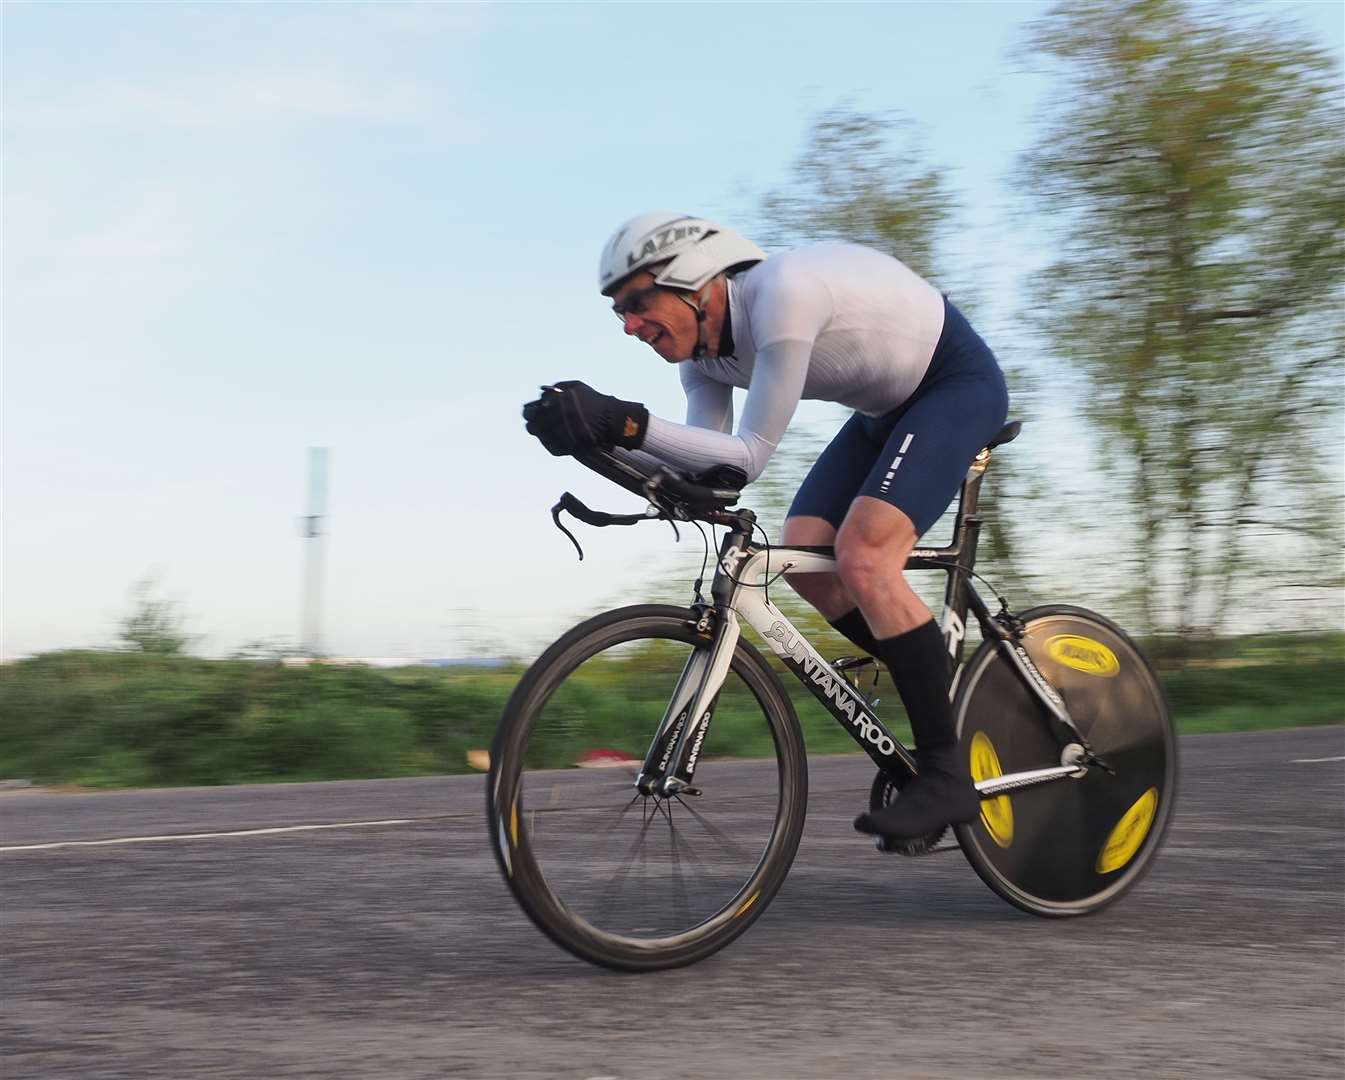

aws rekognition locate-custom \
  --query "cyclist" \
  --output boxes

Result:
[523,212,1009,841]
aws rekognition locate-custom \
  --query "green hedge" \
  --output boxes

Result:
[1160,655,1344,733]
[0,652,516,787]
[0,635,1339,788]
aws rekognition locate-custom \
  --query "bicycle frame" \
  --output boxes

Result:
[636,447,1091,800]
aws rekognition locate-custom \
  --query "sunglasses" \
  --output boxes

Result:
[611,283,665,321]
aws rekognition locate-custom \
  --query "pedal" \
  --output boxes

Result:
[874,827,957,857]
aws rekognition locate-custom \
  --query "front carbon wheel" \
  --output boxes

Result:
[486,605,808,971]
[952,605,1177,917]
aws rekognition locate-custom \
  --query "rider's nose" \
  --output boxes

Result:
[621,313,644,336]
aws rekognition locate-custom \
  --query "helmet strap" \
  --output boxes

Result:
[674,289,711,359]
[718,284,735,359]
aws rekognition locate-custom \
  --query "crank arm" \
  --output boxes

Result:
[975,762,1087,798]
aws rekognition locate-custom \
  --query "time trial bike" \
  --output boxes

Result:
[486,422,1177,971]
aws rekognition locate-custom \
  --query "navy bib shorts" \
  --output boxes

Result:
[788,297,1009,539]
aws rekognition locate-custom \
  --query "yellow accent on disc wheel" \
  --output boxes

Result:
[1097,788,1158,874]
[1044,634,1121,678]
[970,731,1013,848]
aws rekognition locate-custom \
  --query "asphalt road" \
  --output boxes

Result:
[3,726,1343,1080]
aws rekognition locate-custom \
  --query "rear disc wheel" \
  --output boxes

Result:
[952,606,1177,916]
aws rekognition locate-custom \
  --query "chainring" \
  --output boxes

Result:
[868,770,950,856]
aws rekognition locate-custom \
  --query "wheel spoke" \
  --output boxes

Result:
[655,797,690,931]
[596,795,664,925]
[673,794,758,863]
[489,608,806,968]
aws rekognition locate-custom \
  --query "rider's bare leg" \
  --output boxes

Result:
[780,516,851,618]
[831,497,978,840]
[781,516,883,657]
[832,498,931,636]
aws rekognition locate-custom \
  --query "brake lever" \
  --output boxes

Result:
[549,492,666,561]
[551,500,586,560]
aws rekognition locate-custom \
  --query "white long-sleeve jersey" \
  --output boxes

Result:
[636,242,946,483]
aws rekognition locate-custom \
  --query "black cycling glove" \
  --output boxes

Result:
[522,381,649,456]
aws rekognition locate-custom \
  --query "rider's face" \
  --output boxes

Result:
[609,272,695,363]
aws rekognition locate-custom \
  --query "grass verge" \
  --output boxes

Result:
[1,633,1339,788]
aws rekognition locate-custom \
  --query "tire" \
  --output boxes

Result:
[486,605,808,971]
[951,605,1177,917]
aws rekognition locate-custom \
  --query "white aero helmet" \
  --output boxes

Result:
[598,212,766,295]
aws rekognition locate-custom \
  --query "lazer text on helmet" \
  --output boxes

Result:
[626,224,704,269]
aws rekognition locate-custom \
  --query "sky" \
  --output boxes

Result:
[3,1,1342,660]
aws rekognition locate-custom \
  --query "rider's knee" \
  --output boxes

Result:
[834,520,916,599]
[833,538,885,596]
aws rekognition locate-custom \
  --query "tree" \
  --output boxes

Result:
[753,105,1034,624]
[756,105,954,281]
[117,574,194,655]
[1018,0,1344,640]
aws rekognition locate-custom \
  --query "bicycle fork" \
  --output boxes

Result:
[635,610,742,798]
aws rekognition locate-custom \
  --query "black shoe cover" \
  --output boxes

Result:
[854,768,981,840]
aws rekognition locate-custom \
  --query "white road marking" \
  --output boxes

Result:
[1290,755,1345,764]
[0,818,417,853]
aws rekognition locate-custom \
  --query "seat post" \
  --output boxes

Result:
[937,446,993,672]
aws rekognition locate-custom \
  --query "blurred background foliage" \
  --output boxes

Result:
[5,0,1341,786]
[1017,0,1344,643]
[728,0,1343,652]
[756,105,954,283]
[116,574,196,656]
[2,634,1340,787]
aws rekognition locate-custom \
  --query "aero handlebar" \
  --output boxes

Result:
[548,449,749,560]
